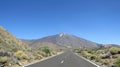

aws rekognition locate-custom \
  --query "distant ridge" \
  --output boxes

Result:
[23,33,99,49]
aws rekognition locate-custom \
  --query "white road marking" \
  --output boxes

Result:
[61,60,64,63]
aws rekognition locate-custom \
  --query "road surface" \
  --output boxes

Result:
[25,51,99,67]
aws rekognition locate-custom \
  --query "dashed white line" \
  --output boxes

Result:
[61,60,64,63]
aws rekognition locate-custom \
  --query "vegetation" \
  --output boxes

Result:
[73,46,120,67]
[114,58,120,67]
[0,26,59,67]
[0,56,8,63]
[109,47,120,55]
[14,50,28,60]
[37,46,57,57]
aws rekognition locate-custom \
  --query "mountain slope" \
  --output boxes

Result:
[0,26,33,66]
[0,26,61,67]
[23,33,99,48]
[0,26,29,51]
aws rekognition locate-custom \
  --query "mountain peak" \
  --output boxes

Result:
[59,33,66,37]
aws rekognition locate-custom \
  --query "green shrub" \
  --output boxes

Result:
[95,57,101,62]
[38,46,53,57]
[112,55,119,59]
[81,51,91,59]
[12,48,18,52]
[109,47,120,55]
[103,60,109,65]
[92,48,101,51]
[89,55,97,60]
[14,50,27,60]
[114,58,120,67]
[73,49,81,53]
[35,54,43,60]
[0,56,8,63]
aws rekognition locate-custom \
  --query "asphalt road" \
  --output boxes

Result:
[25,51,99,67]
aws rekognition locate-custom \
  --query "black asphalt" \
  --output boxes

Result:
[25,51,98,67]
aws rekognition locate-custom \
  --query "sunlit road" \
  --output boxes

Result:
[25,51,99,67]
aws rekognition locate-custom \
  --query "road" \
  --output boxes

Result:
[25,51,99,67]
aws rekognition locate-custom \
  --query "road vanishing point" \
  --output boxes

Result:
[25,51,100,67]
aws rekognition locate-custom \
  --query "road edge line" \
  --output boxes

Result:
[23,52,64,67]
[75,53,100,67]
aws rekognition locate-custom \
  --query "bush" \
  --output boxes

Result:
[38,46,53,57]
[90,55,97,60]
[73,49,81,53]
[112,55,119,59]
[103,60,109,65]
[109,47,120,55]
[0,56,8,63]
[95,57,101,62]
[35,54,43,60]
[114,58,120,67]
[81,51,93,59]
[14,50,27,60]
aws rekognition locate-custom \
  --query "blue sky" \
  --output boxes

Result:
[0,0,120,44]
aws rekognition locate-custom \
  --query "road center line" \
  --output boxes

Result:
[61,60,64,63]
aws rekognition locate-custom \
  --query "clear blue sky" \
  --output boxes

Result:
[0,0,120,44]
